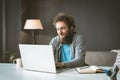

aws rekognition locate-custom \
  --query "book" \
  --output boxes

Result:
[75,65,104,74]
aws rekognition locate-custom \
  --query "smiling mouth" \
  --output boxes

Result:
[59,34,65,38]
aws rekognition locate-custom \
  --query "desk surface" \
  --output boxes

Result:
[0,63,110,80]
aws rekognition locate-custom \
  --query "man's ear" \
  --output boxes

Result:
[70,26,74,30]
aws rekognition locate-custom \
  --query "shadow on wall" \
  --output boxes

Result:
[36,34,53,44]
[21,31,33,44]
[21,31,53,44]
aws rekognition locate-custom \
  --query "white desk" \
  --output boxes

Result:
[0,63,111,80]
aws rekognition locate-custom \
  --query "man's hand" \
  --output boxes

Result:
[56,62,64,68]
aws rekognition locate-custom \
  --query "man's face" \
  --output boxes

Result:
[55,21,73,43]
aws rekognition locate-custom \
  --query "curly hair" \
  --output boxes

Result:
[53,13,75,30]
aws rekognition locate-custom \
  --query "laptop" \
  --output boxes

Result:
[19,44,69,73]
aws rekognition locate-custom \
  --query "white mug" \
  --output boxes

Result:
[13,58,23,68]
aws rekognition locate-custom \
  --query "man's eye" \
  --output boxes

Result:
[62,27,66,30]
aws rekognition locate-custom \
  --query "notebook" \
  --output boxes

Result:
[19,44,69,73]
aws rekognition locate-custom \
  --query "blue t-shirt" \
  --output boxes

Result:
[61,44,72,62]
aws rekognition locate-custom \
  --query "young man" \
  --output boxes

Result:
[49,13,86,68]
